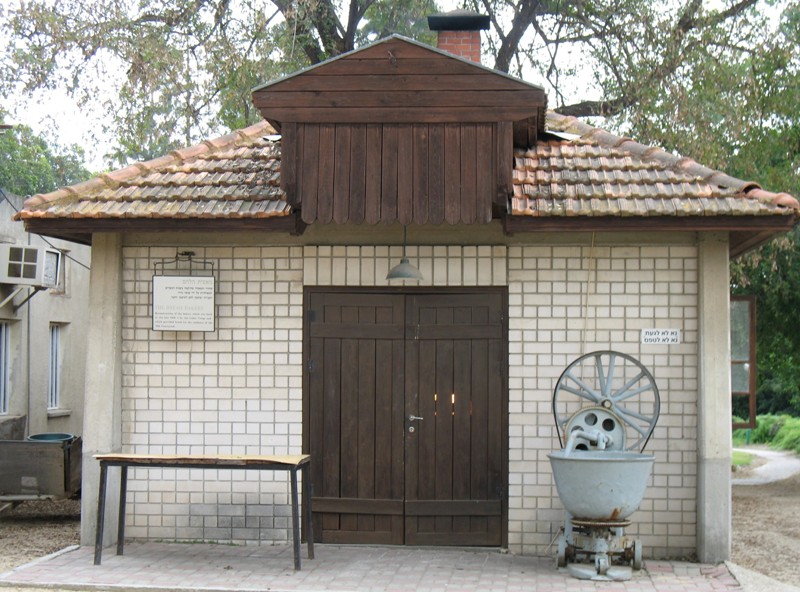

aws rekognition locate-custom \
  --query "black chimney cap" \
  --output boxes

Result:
[427,10,490,31]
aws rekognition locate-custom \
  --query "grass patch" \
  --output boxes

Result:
[732,450,754,467]
[732,414,800,455]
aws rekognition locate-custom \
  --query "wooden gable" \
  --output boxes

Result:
[253,36,547,225]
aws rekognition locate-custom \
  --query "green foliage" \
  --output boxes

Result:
[3,0,795,170]
[734,415,800,454]
[0,113,91,196]
[732,229,800,416]
[731,450,754,467]
[750,414,788,444]
[773,416,800,453]
[0,0,444,167]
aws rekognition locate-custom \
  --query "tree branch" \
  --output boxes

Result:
[493,0,542,73]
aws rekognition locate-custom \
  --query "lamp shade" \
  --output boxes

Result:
[386,257,423,281]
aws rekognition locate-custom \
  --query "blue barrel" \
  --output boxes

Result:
[27,432,75,442]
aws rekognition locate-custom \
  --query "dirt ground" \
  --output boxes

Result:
[732,465,800,588]
[0,498,80,574]
[0,469,798,590]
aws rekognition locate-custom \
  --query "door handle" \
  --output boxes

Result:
[408,415,424,421]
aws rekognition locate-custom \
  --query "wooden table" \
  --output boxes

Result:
[93,453,314,570]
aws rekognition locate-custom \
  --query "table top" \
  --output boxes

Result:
[94,453,310,468]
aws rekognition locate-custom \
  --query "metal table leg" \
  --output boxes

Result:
[302,463,314,559]
[117,465,128,556]
[290,467,301,570]
[94,462,108,565]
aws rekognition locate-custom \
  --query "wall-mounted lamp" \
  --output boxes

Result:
[386,227,423,281]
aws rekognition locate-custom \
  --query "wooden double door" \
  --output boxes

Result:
[303,288,507,546]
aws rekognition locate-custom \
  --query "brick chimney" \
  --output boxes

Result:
[427,10,490,64]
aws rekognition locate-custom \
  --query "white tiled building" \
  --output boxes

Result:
[16,31,798,564]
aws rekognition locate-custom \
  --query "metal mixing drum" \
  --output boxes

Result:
[548,351,660,581]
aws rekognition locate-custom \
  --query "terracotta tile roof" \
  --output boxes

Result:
[17,112,798,230]
[18,121,289,221]
[511,112,799,218]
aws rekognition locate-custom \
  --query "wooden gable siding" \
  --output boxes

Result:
[257,36,543,225]
[253,38,546,126]
[282,121,511,224]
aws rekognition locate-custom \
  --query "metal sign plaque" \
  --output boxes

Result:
[640,328,681,345]
[152,275,216,332]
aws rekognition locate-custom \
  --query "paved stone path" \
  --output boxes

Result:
[0,542,745,592]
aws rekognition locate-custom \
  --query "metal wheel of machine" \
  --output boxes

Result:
[632,540,643,570]
[553,351,660,451]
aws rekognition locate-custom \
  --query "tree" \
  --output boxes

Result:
[0,112,91,196]
[2,0,800,411]
[2,0,795,167]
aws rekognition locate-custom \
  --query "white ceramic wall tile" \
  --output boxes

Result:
[121,242,697,557]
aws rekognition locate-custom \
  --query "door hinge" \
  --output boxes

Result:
[307,359,315,373]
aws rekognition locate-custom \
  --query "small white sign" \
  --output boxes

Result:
[152,275,215,332]
[641,328,681,345]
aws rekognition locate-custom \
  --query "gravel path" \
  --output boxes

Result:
[0,498,80,592]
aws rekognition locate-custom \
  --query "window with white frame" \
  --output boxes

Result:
[48,323,61,409]
[0,322,8,415]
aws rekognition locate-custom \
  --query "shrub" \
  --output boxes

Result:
[750,414,786,444]
[772,416,800,454]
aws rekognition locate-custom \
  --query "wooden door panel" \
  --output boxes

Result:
[306,289,506,547]
[404,293,505,546]
[307,292,405,544]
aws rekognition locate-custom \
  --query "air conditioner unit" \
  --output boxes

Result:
[0,244,62,289]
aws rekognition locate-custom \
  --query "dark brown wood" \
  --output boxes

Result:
[412,125,429,225]
[405,500,501,516]
[267,58,528,79]
[306,292,406,544]
[349,124,367,224]
[309,323,403,340]
[250,106,544,124]
[304,288,508,547]
[444,125,460,224]
[317,124,336,224]
[321,309,342,534]
[496,122,513,208]
[428,125,445,225]
[340,305,359,532]
[476,124,494,223]
[416,324,503,339]
[381,125,399,223]
[301,124,320,224]
[253,39,546,129]
[332,126,351,224]
[255,90,549,110]
[453,330,471,535]
[404,292,506,546]
[313,497,403,515]
[281,122,298,205]
[397,125,413,225]
[364,125,383,224]
[460,124,477,224]
[21,213,795,254]
[266,74,537,92]
[346,38,450,60]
